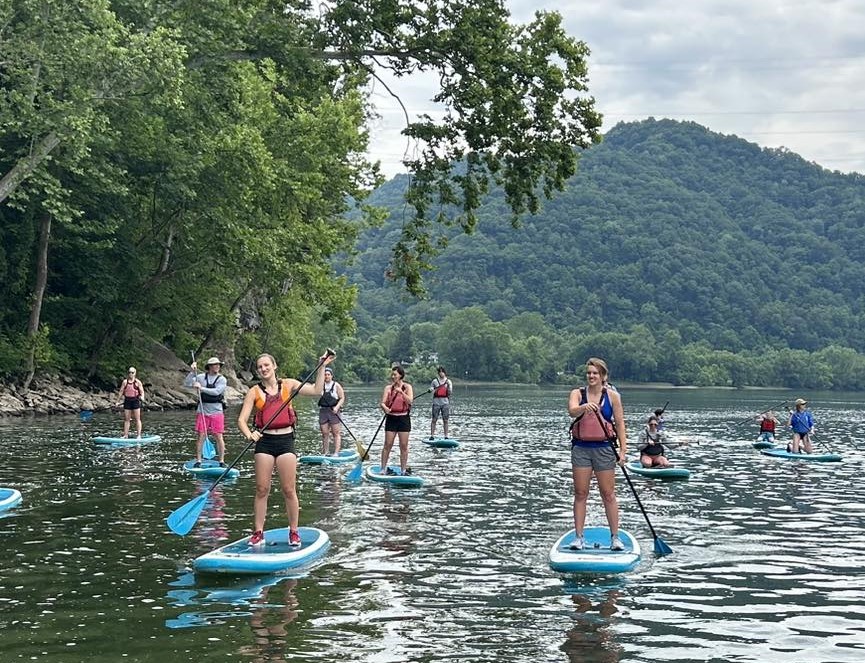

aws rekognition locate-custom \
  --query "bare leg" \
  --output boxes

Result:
[430,415,437,438]
[195,429,205,462]
[596,469,620,537]
[398,431,409,473]
[443,415,449,438]
[802,434,814,453]
[215,433,225,463]
[320,423,330,454]
[133,409,142,438]
[332,422,342,454]
[253,453,276,532]
[275,453,299,530]
[381,430,396,470]
[571,467,592,535]
[122,410,131,438]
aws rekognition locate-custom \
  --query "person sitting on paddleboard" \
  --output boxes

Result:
[756,411,779,445]
[567,357,628,551]
[184,356,228,467]
[429,365,452,440]
[788,398,814,454]
[237,351,334,548]
[638,416,672,468]
[318,366,345,456]
[115,367,145,439]
[380,365,414,476]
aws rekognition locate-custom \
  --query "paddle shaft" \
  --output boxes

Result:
[590,410,670,550]
[198,351,333,493]
[734,399,789,427]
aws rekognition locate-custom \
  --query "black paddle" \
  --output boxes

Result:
[733,400,789,428]
[592,410,673,556]
[333,411,369,460]
[167,350,334,535]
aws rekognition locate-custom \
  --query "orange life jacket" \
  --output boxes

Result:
[253,380,297,430]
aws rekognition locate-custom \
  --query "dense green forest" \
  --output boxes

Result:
[0,1,598,389]
[335,119,865,390]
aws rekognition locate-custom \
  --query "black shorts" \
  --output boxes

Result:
[385,414,411,433]
[254,432,296,458]
[123,397,141,411]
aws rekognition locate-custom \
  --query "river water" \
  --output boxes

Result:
[0,385,863,662]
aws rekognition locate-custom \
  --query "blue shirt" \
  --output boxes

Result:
[790,410,814,434]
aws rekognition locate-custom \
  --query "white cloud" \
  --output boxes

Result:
[365,0,865,177]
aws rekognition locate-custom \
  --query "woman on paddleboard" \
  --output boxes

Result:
[638,416,671,467]
[380,365,414,475]
[567,358,628,551]
[318,366,345,456]
[237,351,334,548]
[788,398,814,453]
[429,365,453,440]
[115,367,145,439]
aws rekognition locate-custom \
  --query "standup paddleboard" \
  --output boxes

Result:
[423,437,460,448]
[193,527,330,575]
[760,448,842,462]
[92,434,161,446]
[0,487,22,512]
[299,449,360,465]
[365,464,425,487]
[549,527,641,574]
[183,459,240,479]
[626,461,691,480]
[753,440,774,449]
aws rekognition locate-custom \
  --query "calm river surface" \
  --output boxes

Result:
[1,385,864,662]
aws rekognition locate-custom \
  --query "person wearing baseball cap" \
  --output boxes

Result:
[788,398,814,454]
[184,356,228,466]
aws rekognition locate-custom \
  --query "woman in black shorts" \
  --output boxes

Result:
[379,365,414,475]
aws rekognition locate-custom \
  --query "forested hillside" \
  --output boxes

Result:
[339,119,865,389]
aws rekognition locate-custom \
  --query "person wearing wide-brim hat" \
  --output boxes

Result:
[788,398,814,454]
[184,356,228,466]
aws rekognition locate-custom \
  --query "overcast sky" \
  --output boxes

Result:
[365,0,865,178]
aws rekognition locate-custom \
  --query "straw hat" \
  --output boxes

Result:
[205,357,223,367]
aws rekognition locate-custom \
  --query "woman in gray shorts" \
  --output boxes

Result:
[318,367,345,455]
[567,357,628,551]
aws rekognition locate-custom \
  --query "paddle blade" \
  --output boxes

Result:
[354,439,366,458]
[202,436,216,460]
[653,536,673,556]
[166,492,209,536]
[346,460,363,482]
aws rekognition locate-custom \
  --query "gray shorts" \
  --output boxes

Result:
[432,403,450,420]
[319,409,341,426]
[571,442,617,471]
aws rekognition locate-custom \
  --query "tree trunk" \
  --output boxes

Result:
[0,132,61,205]
[22,212,52,393]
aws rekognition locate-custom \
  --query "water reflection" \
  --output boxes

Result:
[561,582,623,663]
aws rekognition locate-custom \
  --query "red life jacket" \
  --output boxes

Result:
[253,380,297,430]
[386,385,411,415]
[433,380,449,398]
[760,419,775,433]
[570,387,615,441]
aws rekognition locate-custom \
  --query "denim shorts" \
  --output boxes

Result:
[571,441,617,471]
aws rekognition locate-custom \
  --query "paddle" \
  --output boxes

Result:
[191,352,216,460]
[592,410,672,556]
[333,411,368,459]
[346,387,433,482]
[345,414,387,482]
[167,350,334,536]
[732,400,789,428]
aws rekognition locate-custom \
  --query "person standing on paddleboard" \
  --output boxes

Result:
[380,365,414,475]
[429,365,452,440]
[237,351,334,548]
[788,398,815,454]
[318,366,345,456]
[567,357,628,551]
[184,357,228,467]
[115,367,145,439]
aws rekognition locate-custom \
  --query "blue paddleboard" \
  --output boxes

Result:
[92,434,161,446]
[365,464,425,487]
[183,459,240,479]
[423,437,460,448]
[626,461,690,480]
[299,449,360,465]
[760,448,842,462]
[0,487,22,512]
[549,527,641,574]
[193,526,330,575]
